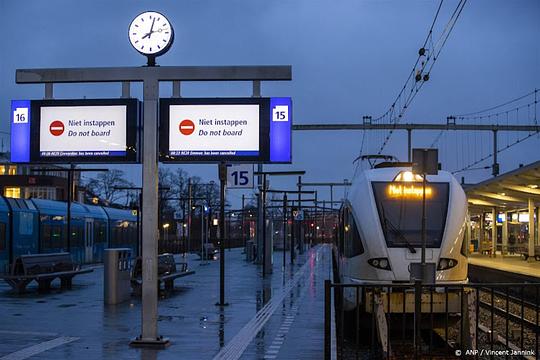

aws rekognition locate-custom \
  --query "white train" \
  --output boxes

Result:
[336,160,468,310]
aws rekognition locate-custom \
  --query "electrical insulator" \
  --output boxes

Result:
[418,47,426,56]
[423,73,430,81]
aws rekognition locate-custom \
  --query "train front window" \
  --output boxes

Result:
[372,181,449,248]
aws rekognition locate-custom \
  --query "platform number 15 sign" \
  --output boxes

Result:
[226,164,254,189]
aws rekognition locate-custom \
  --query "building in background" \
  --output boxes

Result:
[0,152,82,201]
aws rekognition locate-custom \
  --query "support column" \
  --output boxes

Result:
[479,213,485,254]
[131,77,168,347]
[502,211,508,255]
[491,208,497,257]
[528,199,535,261]
[537,207,540,248]
[407,129,412,162]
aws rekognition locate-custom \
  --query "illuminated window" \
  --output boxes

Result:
[4,187,21,198]
[8,166,17,175]
[0,166,5,175]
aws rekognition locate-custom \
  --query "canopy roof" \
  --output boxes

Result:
[465,161,540,213]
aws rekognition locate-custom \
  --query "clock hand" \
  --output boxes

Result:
[148,18,156,38]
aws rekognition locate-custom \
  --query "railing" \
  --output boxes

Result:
[324,281,540,359]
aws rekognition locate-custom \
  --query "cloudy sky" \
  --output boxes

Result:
[0,0,538,205]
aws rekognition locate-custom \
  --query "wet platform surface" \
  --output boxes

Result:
[0,244,332,360]
[469,253,540,279]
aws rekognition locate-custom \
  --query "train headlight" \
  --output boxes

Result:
[437,258,458,271]
[368,258,392,271]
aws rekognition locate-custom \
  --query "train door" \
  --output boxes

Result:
[85,219,94,263]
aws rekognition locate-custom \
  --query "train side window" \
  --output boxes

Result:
[41,223,52,250]
[94,221,107,243]
[344,208,364,258]
[0,223,6,251]
[71,225,83,247]
[52,226,64,249]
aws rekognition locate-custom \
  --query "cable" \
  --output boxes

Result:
[453,131,539,174]
[455,89,536,117]
[376,0,467,155]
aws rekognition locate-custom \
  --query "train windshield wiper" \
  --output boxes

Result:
[380,205,417,254]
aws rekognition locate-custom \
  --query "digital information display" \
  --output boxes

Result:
[159,97,292,163]
[11,99,139,163]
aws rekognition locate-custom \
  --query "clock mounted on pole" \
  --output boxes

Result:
[128,11,174,66]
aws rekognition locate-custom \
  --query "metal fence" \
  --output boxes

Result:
[325,281,540,359]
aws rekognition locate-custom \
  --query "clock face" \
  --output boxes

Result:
[128,11,174,56]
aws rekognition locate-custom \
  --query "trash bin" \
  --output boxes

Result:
[104,248,132,305]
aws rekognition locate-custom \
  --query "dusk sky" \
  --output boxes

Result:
[1,0,539,206]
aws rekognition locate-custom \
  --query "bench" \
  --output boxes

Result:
[131,253,195,294]
[516,245,540,261]
[0,252,93,294]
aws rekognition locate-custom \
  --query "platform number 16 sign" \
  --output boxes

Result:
[226,164,254,189]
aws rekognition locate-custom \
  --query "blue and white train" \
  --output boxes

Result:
[336,161,468,310]
[0,197,138,273]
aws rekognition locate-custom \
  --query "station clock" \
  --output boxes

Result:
[128,11,174,66]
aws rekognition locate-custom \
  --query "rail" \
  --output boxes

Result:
[324,281,540,359]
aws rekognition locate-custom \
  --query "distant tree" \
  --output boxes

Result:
[158,167,220,210]
[85,169,135,206]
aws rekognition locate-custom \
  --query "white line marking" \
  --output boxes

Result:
[0,336,79,360]
[263,356,276,359]
[213,246,321,360]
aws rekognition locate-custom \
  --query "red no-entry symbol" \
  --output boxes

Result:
[49,120,65,136]
[179,119,195,135]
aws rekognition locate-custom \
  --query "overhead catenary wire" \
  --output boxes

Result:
[375,0,467,155]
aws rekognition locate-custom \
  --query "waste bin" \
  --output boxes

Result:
[104,248,132,305]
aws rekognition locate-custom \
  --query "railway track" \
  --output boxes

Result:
[477,287,539,359]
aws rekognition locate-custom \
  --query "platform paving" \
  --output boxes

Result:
[0,244,332,360]
[469,253,540,279]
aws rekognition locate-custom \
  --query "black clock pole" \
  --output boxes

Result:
[146,55,156,67]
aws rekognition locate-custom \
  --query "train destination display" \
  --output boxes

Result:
[11,99,139,163]
[159,97,292,163]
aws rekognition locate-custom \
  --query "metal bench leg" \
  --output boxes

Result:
[38,279,53,292]
[61,277,73,289]
[6,279,31,294]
